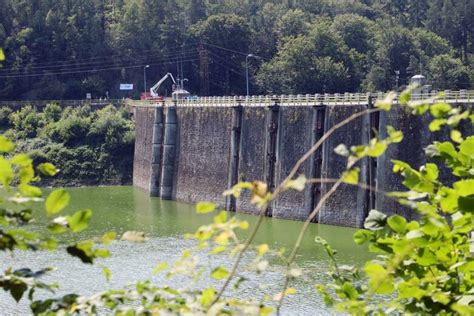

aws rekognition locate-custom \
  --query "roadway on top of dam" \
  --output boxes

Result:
[129,90,474,108]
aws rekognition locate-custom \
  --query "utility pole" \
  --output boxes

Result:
[395,70,400,92]
[198,42,210,96]
[246,54,255,97]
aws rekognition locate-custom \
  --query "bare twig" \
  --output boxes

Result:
[211,107,380,307]
[276,173,346,314]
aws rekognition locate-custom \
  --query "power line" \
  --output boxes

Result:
[2,42,199,70]
[208,51,244,69]
[0,48,199,74]
[207,52,246,77]
[202,42,267,60]
[0,57,200,79]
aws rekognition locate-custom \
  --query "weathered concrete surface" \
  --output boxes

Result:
[376,106,431,220]
[133,107,155,192]
[133,100,474,228]
[273,106,313,220]
[236,107,267,214]
[318,104,370,227]
[173,107,232,204]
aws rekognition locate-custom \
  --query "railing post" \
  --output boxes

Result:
[225,101,243,212]
[264,99,280,217]
[159,102,178,200]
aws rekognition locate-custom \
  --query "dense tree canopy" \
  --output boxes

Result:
[0,0,473,99]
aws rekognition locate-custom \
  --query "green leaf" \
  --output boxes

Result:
[0,135,14,153]
[101,265,111,282]
[47,223,67,234]
[196,202,217,214]
[439,187,459,213]
[67,209,92,232]
[438,142,457,158]
[210,245,227,254]
[342,168,360,185]
[364,263,394,294]
[211,266,229,280]
[432,292,450,305]
[257,244,269,256]
[239,221,249,230]
[10,281,27,302]
[284,174,307,191]
[399,90,411,104]
[459,137,474,158]
[367,142,387,157]
[386,126,403,143]
[37,163,58,176]
[375,92,396,111]
[200,288,216,306]
[406,229,424,239]
[101,231,116,245]
[45,189,70,214]
[429,119,447,131]
[66,242,94,264]
[334,144,350,157]
[430,102,451,118]
[364,209,387,230]
[450,130,463,143]
[387,215,407,234]
[353,229,372,245]
[0,157,13,187]
[458,196,474,212]
[422,163,439,181]
[11,154,32,167]
[213,211,227,224]
[453,180,474,197]
[315,236,336,258]
[153,262,169,274]
[340,282,358,300]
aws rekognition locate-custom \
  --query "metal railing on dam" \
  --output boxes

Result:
[128,90,474,107]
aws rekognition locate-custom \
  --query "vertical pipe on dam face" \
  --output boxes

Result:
[160,105,177,200]
[367,94,378,213]
[149,106,164,197]
[226,103,243,212]
[308,105,326,220]
[264,101,280,217]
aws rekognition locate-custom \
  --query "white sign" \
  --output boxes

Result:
[120,84,134,90]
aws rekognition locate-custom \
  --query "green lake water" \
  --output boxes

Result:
[0,186,371,315]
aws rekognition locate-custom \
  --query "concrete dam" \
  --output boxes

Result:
[132,92,474,227]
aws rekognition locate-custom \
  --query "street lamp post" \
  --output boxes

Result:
[395,70,400,92]
[245,54,255,97]
[143,65,150,95]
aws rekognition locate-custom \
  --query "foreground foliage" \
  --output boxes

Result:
[316,91,474,315]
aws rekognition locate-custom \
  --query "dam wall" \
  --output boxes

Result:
[132,93,474,228]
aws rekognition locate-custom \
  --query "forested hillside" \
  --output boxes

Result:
[0,0,473,100]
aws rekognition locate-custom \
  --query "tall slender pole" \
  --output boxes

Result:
[246,54,254,97]
[144,65,150,94]
[395,70,400,92]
